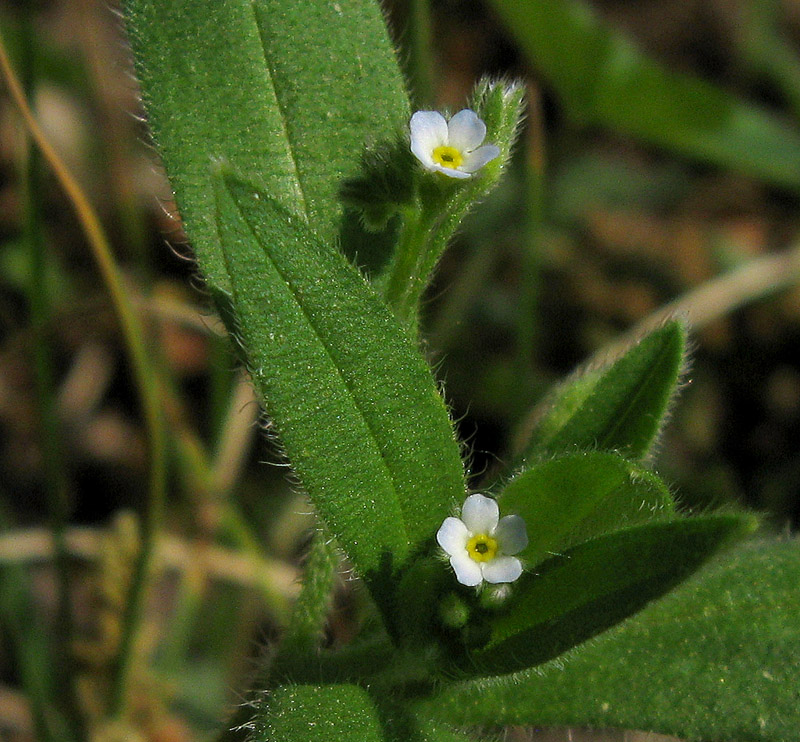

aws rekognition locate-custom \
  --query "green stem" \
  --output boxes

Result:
[381,206,435,325]
[273,531,340,657]
[381,192,464,329]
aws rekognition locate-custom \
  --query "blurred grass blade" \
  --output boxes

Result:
[18,14,82,734]
[0,24,167,721]
[424,538,800,742]
[124,0,409,293]
[214,173,465,616]
[498,452,675,566]
[256,684,387,742]
[515,320,686,462]
[0,524,73,742]
[490,0,800,190]
[454,514,755,677]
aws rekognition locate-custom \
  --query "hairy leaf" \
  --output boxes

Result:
[498,452,675,566]
[452,514,755,677]
[124,0,409,292]
[214,174,465,615]
[254,684,385,742]
[516,320,686,462]
[423,538,800,742]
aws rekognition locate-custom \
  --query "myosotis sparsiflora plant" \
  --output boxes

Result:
[117,1,797,741]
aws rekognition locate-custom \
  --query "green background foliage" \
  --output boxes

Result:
[488,0,800,190]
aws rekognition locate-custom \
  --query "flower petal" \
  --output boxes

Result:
[461,493,499,534]
[436,516,470,556]
[432,164,472,179]
[481,556,523,584]
[447,109,486,152]
[461,144,500,173]
[494,514,528,555]
[450,552,484,586]
[410,111,448,168]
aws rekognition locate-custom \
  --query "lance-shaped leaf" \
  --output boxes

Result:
[515,320,686,463]
[124,0,409,292]
[214,174,465,615]
[489,0,800,191]
[450,514,754,677]
[421,538,800,742]
[498,452,675,567]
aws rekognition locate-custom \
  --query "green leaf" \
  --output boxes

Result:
[451,514,754,677]
[250,683,481,742]
[124,0,409,292]
[515,320,686,462]
[374,699,483,742]
[422,538,800,742]
[253,684,386,742]
[489,0,800,190]
[214,174,465,616]
[498,452,675,566]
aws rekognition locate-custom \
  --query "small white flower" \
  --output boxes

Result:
[410,109,500,179]
[436,494,528,587]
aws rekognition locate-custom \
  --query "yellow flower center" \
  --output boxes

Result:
[432,145,463,169]
[466,533,498,563]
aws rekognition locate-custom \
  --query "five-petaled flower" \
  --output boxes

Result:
[410,109,500,179]
[437,494,527,586]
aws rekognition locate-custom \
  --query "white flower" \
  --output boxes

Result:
[410,109,500,179]
[436,494,528,587]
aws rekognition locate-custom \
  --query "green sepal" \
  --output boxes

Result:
[498,451,675,567]
[339,134,417,232]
